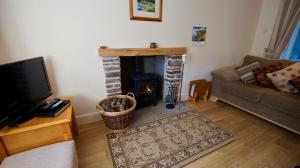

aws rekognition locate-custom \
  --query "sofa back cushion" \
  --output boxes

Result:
[242,55,294,68]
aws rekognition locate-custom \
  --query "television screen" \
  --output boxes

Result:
[0,57,52,128]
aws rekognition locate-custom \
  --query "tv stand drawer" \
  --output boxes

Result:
[1,123,73,155]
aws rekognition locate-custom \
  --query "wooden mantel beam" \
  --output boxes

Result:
[98,47,186,57]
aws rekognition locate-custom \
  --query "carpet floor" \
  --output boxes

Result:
[107,110,235,168]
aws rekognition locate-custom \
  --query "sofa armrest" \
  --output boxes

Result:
[212,66,239,81]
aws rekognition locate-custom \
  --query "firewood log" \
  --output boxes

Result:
[120,104,124,111]
[121,98,126,107]
[116,100,121,111]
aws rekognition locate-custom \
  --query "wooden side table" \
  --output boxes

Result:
[0,96,78,161]
[189,79,210,103]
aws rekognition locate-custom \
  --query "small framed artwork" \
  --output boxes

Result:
[192,26,207,46]
[129,0,162,22]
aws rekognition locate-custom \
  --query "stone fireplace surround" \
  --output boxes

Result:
[99,47,187,99]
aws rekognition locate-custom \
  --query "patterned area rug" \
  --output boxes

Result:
[107,111,235,168]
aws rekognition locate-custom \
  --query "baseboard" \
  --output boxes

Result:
[75,112,102,125]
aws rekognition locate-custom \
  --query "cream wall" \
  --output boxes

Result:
[251,0,282,56]
[0,0,262,116]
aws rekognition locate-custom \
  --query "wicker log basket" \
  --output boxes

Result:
[96,92,136,130]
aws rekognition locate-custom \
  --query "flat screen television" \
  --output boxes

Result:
[0,57,52,129]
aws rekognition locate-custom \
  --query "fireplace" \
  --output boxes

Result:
[99,47,186,109]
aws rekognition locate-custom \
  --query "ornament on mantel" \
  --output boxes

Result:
[100,45,108,49]
[150,42,157,48]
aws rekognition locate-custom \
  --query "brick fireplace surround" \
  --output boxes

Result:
[98,47,187,97]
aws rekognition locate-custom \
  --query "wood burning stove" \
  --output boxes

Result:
[131,74,158,108]
[120,56,160,109]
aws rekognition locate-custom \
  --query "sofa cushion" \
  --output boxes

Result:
[266,62,300,93]
[261,90,300,119]
[290,76,300,91]
[236,61,261,83]
[221,81,269,102]
[242,55,294,67]
[254,63,284,88]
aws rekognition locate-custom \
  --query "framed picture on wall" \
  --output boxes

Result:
[129,0,162,22]
[192,26,207,46]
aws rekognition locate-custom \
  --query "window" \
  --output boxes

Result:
[281,20,300,61]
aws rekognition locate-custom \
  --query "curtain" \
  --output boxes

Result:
[281,19,300,60]
[266,0,300,58]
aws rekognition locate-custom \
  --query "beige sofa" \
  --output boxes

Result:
[211,55,300,134]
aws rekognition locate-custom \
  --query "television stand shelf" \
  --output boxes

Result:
[0,96,78,161]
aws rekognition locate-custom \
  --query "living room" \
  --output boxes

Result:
[0,0,299,168]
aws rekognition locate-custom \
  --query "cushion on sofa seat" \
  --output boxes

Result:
[221,81,269,102]
[266,62,300,93]
[0,140,78,168]
[261,90,300,119]
[236,61,261,83]
[254,63,284,88]
[290,76,300,90]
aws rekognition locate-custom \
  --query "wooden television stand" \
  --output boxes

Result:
[0,96,78,161]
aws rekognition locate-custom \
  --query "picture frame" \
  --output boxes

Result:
[129,0,162,22]
[192,26,207,46]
